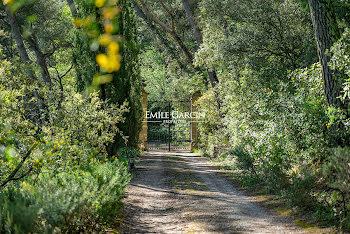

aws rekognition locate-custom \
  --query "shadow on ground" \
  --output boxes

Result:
[119,151,308,234]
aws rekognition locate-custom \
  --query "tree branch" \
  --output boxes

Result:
[1,143,37,187]
[138,0,172,34]
[66,0,77,18]
[134,3,190,72]
[156,0,175,32]
[137,0,194,63]
[181,0,203,46]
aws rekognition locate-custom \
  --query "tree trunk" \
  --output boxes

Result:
[6,8,46,125]
[6,9,32,68]
[181,0,221,114]
[137,0,222,114]
[181,0,203,45]
[67,0,77,18]
[137,0,200,72]
[308,0,342,107]
[28,38,52,84]
[181,0,219,87]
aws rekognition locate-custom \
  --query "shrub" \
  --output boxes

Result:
[288,167,318,208]
[0,188,39,233]
[0,159,131,233]
[321,147,350,229]
[230,146,256,175]
[116,147,140,169]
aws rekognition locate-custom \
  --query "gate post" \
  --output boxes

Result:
[139,84,148,151]
[191,92,201,151]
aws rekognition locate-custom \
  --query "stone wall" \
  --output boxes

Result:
[139,86,148,151]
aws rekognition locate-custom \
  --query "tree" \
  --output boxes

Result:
[180,0,219,89]
[135,0,223,113]
[308,0,343,107]
[73,0,142,152]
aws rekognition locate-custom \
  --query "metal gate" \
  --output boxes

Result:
[146,101,191,151]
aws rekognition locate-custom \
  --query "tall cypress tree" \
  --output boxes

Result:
[73,0,142,153]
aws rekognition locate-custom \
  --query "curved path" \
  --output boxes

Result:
[120,151,309,233]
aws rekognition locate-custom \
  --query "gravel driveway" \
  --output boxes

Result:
[120,150,310,233]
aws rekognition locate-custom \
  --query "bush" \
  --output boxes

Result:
[288,167,318,208]
[321,147,350,229]
[0,188,39,233]
[0,159,131,233]
[0,52,133,232]
[116,147,140,169]
[230,146,256,175]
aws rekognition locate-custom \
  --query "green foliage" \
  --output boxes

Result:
[73,0,142,151]
[115,147,140,171]
[0,55,129,173]
[321,147,350,228]
[0,188,39,233]
[0,28,131,231]
[141,48,173,102]
[194,90,223,156]
[117,147,140,160]
[229,146,257,175]
[0,159,130,233]
[331,28,350,99]
[192,1,348,228]
[195,0,317,74]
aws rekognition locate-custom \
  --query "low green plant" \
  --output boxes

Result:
[116,147,140,169]
[321,147,350,229]
[0,158,131,233]
[0,188,39,233]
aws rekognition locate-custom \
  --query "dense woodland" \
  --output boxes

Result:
[0,0,350,232]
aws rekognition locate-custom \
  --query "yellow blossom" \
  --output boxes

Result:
[104,24,114,33]
[98,34,112,46]
[93,74,113,85]
[92,203,95,206]
[95,0,106,8]
[98,53,121,73]
[102,7,121,20]
[108,42,119,55]
[96,53,109,68]
[2,0,14,5]
[73,18,82,27]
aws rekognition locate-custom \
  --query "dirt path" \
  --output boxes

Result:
[120,151,309,233]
